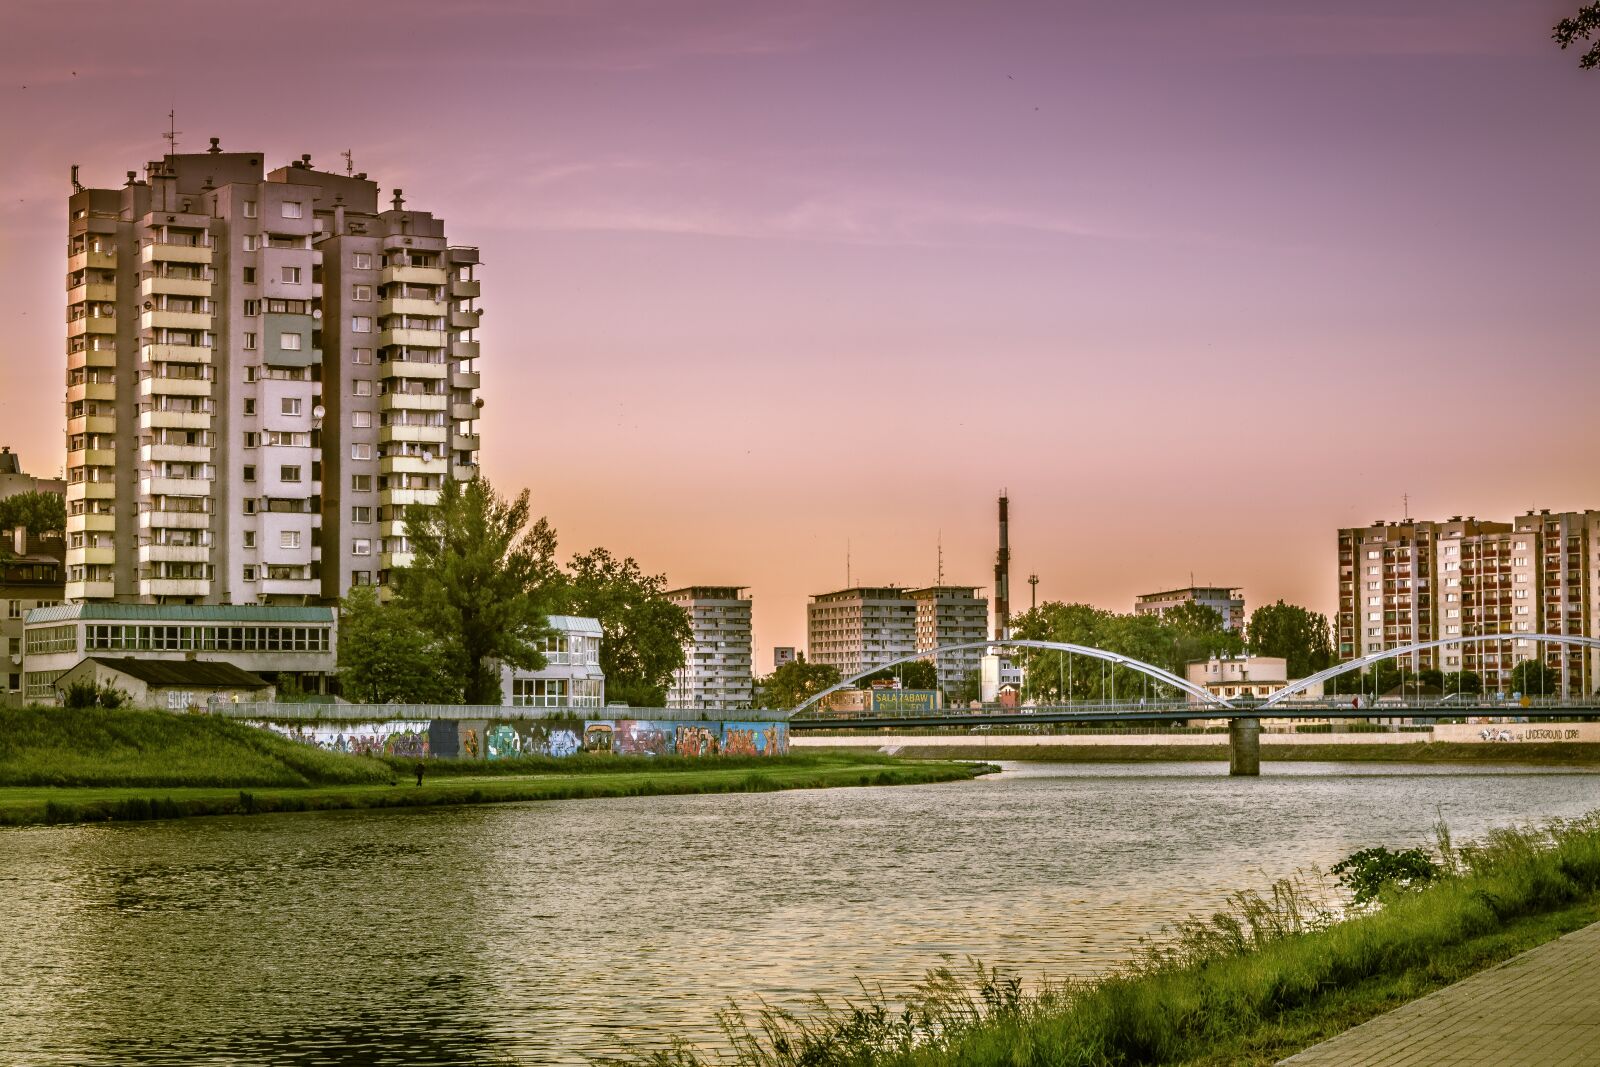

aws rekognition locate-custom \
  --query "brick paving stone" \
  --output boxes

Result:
[1278,919,1600,1066]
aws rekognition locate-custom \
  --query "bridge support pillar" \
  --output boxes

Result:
[1228,717,1261,777]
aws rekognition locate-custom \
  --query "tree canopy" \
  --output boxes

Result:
[337,585,457,704]
[0,491,65,537]
[561,548,690,708]
[756,654,841,710]
[396,475,561,704]
[1554,4,1600,68]
[858,660,940,691]
[1245,601,1335,678]
[1509,658,1556,698]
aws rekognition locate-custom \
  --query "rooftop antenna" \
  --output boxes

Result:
[936,531,944,588]
[341,149,354,176]
[1403,493,1410,522]
[846,539,851,588]
[162,109,181,154]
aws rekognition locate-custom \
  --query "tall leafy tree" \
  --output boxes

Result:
[0,491,66,536]
[397,475,561,704]
[562,548,690,708]
[337,586,457,704]
[1509,659,1556,698]
[1245,601,1335,678]
[756,654,841,710]
[858,660,940,691]
[1554,4,1600,68]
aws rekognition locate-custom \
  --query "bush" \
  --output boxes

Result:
[1331,846,1441,906]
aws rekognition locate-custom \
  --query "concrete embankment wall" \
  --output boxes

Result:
[252,717,788,760]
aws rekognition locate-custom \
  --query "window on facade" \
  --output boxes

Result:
[243,200,258,218]
[351,506,372,523]
[352,348,372,365]
[353,284,372,301]
[242,267,256,284]
[281,397,301,416]
[280,332,302,351]
[351,316,372,333]
[281,266,301,284]
[243,499,257,515]
[351,443,372,460]
[351,411,372,428]
[280,465,302,483]
[352,570,372,586]
[352,475,372,492]
[281,531,300,550]
[352,539,371,556]
[243,366,257,383]
[243,235,259,252]
[242,566,257,581]
[243,400,256,416]
[242,465,256,482]
[243,531,255,548]
[282,201,303,219]
[6,601,19,620]
[352,380,372,397]
[353,253,372,270]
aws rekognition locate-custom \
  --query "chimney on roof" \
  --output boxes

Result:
[208,137,221,154]
[392,188,405,211]
[301,153,312,167]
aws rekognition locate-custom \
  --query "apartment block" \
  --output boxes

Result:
[807,587,916,682]
[3,528,65,703]
[1340,511,1600,693]
[908,585,988,694]
[1134,585,1245,632]
[63,141,481,607]
[666,586,753,710]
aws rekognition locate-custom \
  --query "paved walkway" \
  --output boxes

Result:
[1279,919,1600,1066]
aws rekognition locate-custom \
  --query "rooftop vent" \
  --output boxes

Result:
[207,137,221,155]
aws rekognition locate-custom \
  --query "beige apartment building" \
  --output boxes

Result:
[1338,511,1600,694]
[63,142,481,607]
[1134,585,1245,632]
[666,586,753,710]
[908,585,989,694]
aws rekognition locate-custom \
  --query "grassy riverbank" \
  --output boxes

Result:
[0,707,992,827]
[806,740,1600,764]
[612,814,1600,1066]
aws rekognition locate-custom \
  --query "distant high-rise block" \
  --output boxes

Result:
[666,586,753,710]
[1133,586,1245,632]
[64,143,482,605]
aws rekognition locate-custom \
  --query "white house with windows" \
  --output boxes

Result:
[500,615,606,709]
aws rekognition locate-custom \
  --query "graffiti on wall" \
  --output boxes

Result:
[485,720,583,759]
[253,720,432,758]
[675,723,721,757]
[584,721,615,753]
[722,722,789,757]
[613,720,676,756]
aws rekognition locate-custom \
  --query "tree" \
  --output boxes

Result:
[1245,601,1335,678]
[1509,659,1556,698]
[562,548,690,708]
[756,654,841,710]
[952,668,983,706]
[396,475,561,704]
[1554,4,1600,69]
[0,491,65,537]
[1163,601,1245,671]
[337,586,457,704]
[1443,670,1483,697]
[858,660,940,691]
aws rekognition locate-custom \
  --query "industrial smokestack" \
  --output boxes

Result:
[994,493,1010,640]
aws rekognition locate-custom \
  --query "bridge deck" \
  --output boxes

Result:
[1279,919,1600,1065]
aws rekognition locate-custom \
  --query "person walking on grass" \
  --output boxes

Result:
[415,761,425,787]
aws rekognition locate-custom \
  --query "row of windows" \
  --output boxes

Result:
[537,634,601,666]
[82,624,331,653]
[509,678,603,707]
[25,625,77,656]
[24,670,66,700]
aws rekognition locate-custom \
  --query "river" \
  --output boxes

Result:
[2,761,1597,1065]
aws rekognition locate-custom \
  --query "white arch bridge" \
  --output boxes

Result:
[784,635,1600,776]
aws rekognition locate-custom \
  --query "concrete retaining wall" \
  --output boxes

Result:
[252,717,789,759]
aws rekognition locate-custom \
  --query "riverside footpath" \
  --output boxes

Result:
[1280,919,1600,1065]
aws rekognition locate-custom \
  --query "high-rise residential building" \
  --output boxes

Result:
[666,586,753,710]
[63,142,481,607]
[907,585,989,693]
[3,528,65,704]
[1339,511,1600,694]
[1134,586,1246,632]
[807,587,916,683]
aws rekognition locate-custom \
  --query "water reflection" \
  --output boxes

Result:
[1,762,1595,1065]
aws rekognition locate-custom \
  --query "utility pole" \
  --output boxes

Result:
[1028,573,1039,612]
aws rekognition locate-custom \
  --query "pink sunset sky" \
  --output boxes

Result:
[1,0,1596,666]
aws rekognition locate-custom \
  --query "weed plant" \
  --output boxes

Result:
[604,813,1600,1067]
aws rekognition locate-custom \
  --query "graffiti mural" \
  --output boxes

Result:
[485,720,584,759]
[583,721,615,753]
[251,720,432,758]
[675,723,721,757]
[614,720,676,756]
[721,722,789,757]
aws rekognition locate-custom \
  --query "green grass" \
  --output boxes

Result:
[605,813,1600,1067]
[819,741,1600,763]
[0,705,394,788]
[0,759,990,826]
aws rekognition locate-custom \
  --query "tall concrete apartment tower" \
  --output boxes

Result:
[64,143,482,605]
[665,586,754,710]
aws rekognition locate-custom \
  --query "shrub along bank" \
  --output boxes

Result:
[609,813,1600,1067]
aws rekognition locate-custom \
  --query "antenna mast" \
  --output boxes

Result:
[162,110,181,153]
[342,149,354,176]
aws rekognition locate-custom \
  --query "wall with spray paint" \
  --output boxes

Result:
[251,717,788,760]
